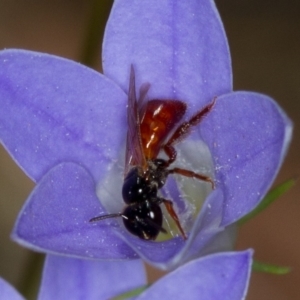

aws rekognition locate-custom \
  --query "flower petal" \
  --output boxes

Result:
[38,255,146,300]
[0,49,127,183]
[103,0,232,109]
[12,162,137,260]
[12,160,235,268]
[178,189,238,266]
[200,92,292,225]
[0,278,24,300]
[136,250,253,300]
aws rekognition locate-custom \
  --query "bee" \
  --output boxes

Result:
[90,66,215,240]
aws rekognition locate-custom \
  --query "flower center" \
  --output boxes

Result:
[96,137,215,241]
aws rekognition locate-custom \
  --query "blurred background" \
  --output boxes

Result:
[0,0,299,299]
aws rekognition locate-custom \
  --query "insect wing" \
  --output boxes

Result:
[137,82,151,119]
[124,66,147,175]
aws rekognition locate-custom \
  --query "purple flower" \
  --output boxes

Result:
[0,278,24,300]
[0,250,252,300]
[0,0,291,270]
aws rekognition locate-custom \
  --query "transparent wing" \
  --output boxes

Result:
[124,65,147,176]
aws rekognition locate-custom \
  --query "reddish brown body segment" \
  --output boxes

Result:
[140,100,187,160]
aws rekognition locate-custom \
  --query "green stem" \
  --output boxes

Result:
[111,284,150,300]
[79,0,113,69]
[252,260,291,275]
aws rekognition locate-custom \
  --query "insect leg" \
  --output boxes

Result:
[159,198,187,240]
[169,167,215,189]
[163,97,216,165]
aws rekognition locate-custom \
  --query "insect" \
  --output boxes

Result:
[90,66,215,240]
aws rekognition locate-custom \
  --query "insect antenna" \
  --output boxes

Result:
[89,213,124,223]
